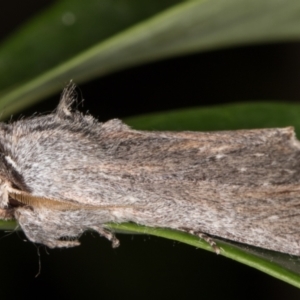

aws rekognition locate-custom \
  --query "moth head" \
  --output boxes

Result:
[0,82,112,212]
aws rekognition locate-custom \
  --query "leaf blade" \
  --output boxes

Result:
[2,0,300,116]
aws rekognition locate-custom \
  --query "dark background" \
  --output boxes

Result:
[1,1,300,299]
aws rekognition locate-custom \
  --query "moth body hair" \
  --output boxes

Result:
[0,84,299,255]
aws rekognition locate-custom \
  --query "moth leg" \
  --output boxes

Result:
[180,228,220,254]
[0,208,15,220]
[90,226,120,248]
[42,240,80,248]
[14,208,81,248]
[18,219,81,248]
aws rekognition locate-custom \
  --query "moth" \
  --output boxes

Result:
[0,84,300,256]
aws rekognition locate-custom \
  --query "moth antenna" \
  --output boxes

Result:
[8,191,85,210]
[8,191,137,211]
[56,81,77,118]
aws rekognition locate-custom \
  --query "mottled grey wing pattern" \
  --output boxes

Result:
[0,84,299,254]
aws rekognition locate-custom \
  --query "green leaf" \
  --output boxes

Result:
[106,223,300,288]
[1,0,300,117]
[125,102,300,133]
[0,0,183,91]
